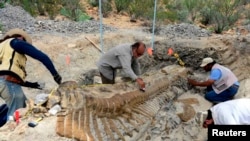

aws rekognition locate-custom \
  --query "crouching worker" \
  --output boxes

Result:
[0,28,62,119]
[202,98,250,128]
[97,42,146,91]
[187,57,239,104]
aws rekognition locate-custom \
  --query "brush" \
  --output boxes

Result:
[28,117,43,127]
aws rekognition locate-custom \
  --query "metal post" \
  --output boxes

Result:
[151,0,157,50]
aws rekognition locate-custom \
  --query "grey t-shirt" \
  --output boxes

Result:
[97,43,140,80]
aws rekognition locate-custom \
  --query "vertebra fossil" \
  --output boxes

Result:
[55,65,187,141]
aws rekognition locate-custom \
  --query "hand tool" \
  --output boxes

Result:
[28,117,43,128]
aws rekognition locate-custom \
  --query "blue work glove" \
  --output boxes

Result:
[53,74,62,85]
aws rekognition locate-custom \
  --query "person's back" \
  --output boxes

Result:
[97,43,131,69]
[210,98,250,124]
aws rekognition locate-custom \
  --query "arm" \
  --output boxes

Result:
[188,69,221,87]
[10,39,61,84]
[118,55,138,80]
[118,55,145,90]
[188,78,215,87]
[131,58,141,76]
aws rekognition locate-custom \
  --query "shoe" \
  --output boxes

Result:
[195,111,208,126]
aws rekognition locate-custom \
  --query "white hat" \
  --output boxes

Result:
[200,57,214,67]
[4,28,32,44]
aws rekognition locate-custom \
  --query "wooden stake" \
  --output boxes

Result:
[85,36,103,53]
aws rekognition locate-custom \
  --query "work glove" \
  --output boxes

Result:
[22,81,45,89]
[53,73,62,85]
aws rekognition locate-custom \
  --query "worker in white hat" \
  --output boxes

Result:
[0,28,62,119]
[187,57,239,104]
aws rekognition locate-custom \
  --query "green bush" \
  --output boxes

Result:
[164,11,178,22]
[240,0,250,5]
[198,0,241,33]
[60,7,90,22]
[163,0,188,23]
[88,0,98,7]
[87,0,112,17]
[0,1,5,8]
[211,0,240,33]
[114,0,131,13]
[8,0,61,19]
[42,0,62,19]
[60,0,90,21]
[128,0,154,19]
[182,0,198,22]
[200,6,213,25]
[21,0,37,16]
[100,0,112,17]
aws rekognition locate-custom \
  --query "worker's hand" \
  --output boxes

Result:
[187,78,197,86]
[53,73,62,85]
[136,78,145,91]
[23,81,45,89]
[203,119,214,128]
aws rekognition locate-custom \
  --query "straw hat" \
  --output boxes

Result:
[4,28,32,44]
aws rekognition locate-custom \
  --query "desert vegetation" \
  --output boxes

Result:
[0,0,250,33]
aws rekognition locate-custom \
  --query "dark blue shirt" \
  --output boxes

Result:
[10,38,58,76]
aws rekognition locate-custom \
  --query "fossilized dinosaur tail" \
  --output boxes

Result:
[56,65,188,141]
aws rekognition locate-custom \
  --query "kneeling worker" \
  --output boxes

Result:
[188,57,239,104]
[97,42,146,91]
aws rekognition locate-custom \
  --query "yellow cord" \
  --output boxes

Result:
[173,53,185,66]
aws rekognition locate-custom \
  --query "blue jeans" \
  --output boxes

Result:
[0,78,27,117]
[205,85,239,103]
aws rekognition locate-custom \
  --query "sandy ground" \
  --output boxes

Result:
[1,6,250,141]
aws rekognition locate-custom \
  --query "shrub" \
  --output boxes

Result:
[128,0,155,20]
[88,0,98,7]
[100,0,112,18]
[114,0,131,13]
[211,0,241,33]
[163,0,188,23]
[199,0,241,33]
[87,0,112,17]
[60,0,90,21]
[60,7,91,22]
[200,6,213,25]
[8,0,61,19]
[182,0,198,22]
[0,1,5,8]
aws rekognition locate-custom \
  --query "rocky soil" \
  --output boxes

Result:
[1,3,250,141]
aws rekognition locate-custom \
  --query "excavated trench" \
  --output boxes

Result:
[52,34,250,141]
[53,37,229,141]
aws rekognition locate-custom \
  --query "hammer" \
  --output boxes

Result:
[28,117,43,127]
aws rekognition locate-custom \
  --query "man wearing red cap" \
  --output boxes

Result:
[187,57,239,104]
